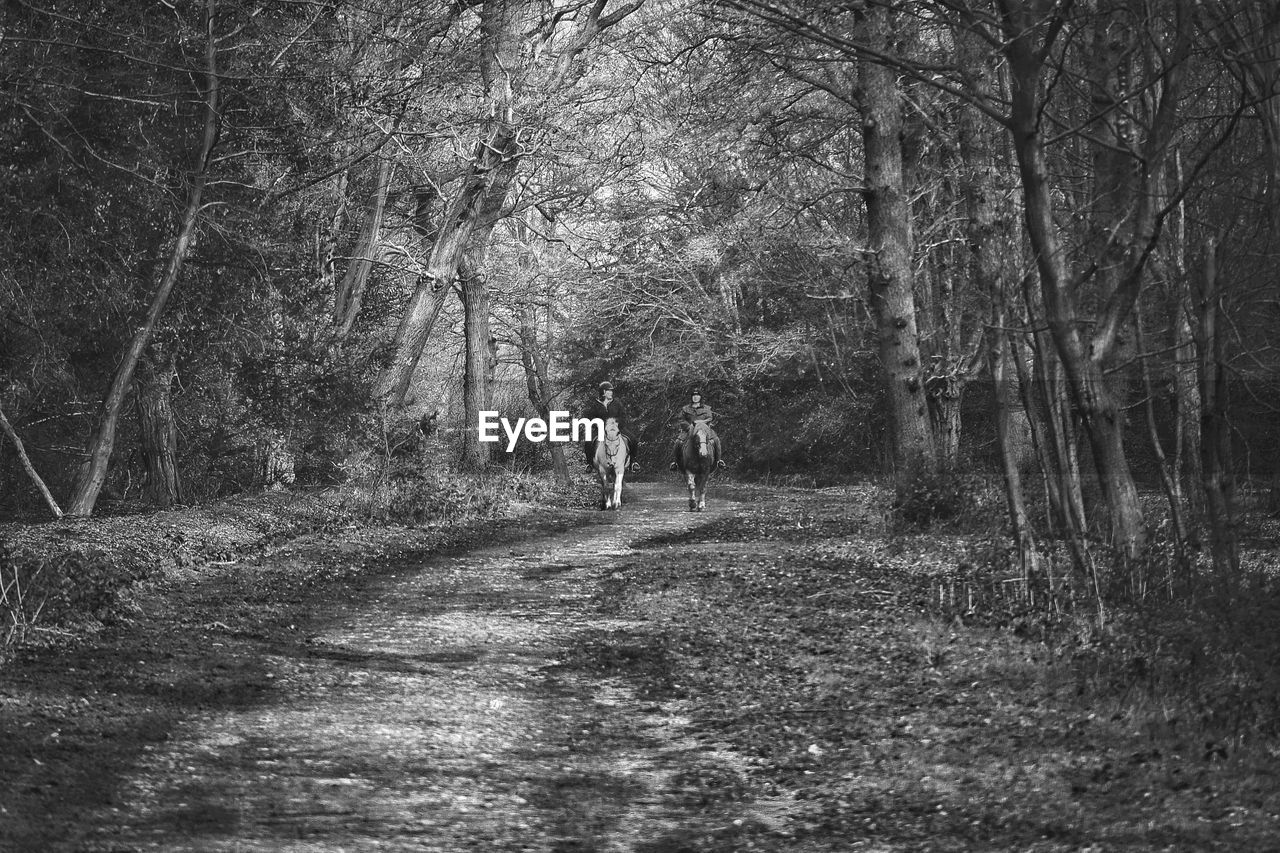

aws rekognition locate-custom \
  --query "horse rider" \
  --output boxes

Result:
[581,381,639,472]
[670,388,725,471]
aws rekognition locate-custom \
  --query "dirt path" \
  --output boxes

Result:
[5,481,1280,852]
[4,482,786,852]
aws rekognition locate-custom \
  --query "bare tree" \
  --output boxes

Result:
[66,0,222,516]
[378,0,644,408]
[0,404,63,519]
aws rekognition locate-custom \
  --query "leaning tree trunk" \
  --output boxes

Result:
[135,354,183,508]
[378,0,530,408]
[378,125,517,407]
[66,0,220,517]
[316,168,350,320]
[0,404,63,518]
[334,153,394,340]
[1003,29,1147,557]
[857,8,935,482]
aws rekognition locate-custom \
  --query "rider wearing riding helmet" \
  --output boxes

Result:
[670,388,725,471]
[582,381,639,471]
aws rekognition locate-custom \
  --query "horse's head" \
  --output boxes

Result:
[691,420,711,456]
[604,417,621,440]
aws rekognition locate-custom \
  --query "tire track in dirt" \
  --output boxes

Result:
[79,482,787,852]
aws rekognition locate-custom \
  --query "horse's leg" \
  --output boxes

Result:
[612,465,624,509]
[685,469,697,511]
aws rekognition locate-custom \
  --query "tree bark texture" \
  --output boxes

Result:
[134,355,183,508]
[334,153,394,339]
[460,255,497,471]
[1195,240,1239,586]
[378,123,518,407]
[316,170,350,316]
[66,0,220,517]
[857,7,935,481]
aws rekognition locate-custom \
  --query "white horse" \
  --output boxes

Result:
[593,417,629,510]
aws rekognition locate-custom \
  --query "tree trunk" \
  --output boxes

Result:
[0,404,63,518]
[1195,239,1239,588]
[1136,310,1188,575]
[66,0,220,517]
[1170,150,1204,528]
[378,123,518,407]
[929,374,963,469]
[316,170,350,314]
[956,24,1040,595]
[1002,27,1146,556]
[519,306,570,488]
[460,255,496,471]
[135,355,183,508]
[991,307,1040,600]
[1175,298,1204,525]
[334,153,394,339]
[1014,260,1087,542]
[378,0,536,407]
[256,430,296,491]
[857,7,935,481]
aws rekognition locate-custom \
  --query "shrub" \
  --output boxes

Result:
[346,462,561,526]
[892,468,969,529]
[1,542,152,647]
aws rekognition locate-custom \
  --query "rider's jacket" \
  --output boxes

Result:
[583,397,630,429]
[680,402,714,424]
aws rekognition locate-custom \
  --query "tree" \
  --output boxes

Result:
[66,0,223,516]
[378,0,644,410]
[855,4,937,479]
[0,403,63,518]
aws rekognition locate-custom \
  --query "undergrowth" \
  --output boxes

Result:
[922,530,1280,757]
[0,461,581,662]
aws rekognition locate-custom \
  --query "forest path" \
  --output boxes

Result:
[5,480,1279,851]
[12,481,787,852]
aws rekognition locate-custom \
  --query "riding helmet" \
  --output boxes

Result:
[599,381,614,391]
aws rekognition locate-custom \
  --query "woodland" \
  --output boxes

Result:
[3,0,1280,647]
[5,3,1280,848]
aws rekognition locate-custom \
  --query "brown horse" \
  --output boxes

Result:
[593,417,629,510]
[676,420,720,511]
